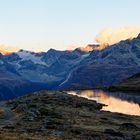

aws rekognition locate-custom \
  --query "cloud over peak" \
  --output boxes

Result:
[96,25,140,45]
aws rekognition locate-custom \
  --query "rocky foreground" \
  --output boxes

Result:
[0,91,140,140]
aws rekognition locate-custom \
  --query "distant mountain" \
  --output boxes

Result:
[0,48,89,99]
[0,34,140,99]
[58,34,140,89]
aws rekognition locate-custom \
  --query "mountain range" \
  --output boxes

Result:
[0,34,140,100]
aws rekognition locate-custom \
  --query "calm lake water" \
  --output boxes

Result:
[67,90,140,116]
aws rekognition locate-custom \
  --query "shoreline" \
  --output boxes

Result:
[0,90,140,139]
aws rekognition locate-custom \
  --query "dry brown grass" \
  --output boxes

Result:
[0,109,5,116]
[0,132,63,140]
[0,133,42,140]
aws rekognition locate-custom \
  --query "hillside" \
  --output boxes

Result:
[0,91,140,140]
[109,72,140,91]
[0,34,140,99]
[59,34,140,89]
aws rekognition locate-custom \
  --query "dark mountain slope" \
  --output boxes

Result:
[0,70,49,100]
[1,34,140,99]
[0,49,88,100]
[109,72,140,91]
[59,35,140,89]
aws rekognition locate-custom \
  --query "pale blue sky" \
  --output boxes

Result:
[0,0,140,51]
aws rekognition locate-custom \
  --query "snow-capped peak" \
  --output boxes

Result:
[15,50,47,65]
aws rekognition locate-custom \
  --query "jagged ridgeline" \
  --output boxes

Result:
[0,34,140,99]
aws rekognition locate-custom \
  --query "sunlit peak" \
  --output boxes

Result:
[0,45,20,55]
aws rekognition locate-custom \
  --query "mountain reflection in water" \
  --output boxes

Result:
[67,90,140,116]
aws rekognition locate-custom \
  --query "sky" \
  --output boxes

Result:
[0,0,140,52]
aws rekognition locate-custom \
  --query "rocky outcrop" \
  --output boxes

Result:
[0,91,140,140]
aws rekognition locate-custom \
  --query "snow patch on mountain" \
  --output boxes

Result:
[81,53,90,59]
[16,50,47,66]
[76,53,90,63]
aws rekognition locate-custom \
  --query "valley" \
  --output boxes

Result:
[0,34,140,100]
[1,1,140,139]
[0,23,140,140]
